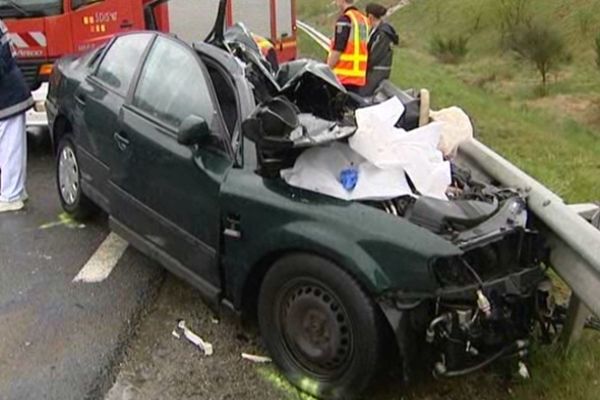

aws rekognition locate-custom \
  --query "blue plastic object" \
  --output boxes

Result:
[340,167,359,191]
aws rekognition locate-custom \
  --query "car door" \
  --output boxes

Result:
[73,33,153,205]
[109,36,233,290]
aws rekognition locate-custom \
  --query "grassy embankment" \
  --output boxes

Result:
[263,1,600,399]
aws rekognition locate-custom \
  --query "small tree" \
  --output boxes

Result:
[508,23,568,93]
[595,33,600,70]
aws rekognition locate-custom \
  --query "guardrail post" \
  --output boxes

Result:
[561,295,590,350]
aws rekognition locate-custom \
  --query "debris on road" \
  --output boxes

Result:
[241,353,272,363]
[39,212,86,230]
[172,320,214,356]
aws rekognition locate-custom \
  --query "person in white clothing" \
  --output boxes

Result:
[0,18,33,213]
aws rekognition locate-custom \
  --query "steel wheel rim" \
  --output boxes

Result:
[278,279,354,379]
[58,146,80,206]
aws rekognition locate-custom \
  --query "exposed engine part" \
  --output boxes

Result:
[433,340,529,378]
[405,196,499,234]
[432,231,545,289]
[426,313,452,344]
[518,361,531,379]
[424,269,553,379]
[476,290,492,318]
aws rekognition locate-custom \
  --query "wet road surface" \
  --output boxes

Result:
[105,278,296,400]
[0,142,163,400]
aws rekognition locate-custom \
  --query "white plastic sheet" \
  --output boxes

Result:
[280,142,412,201]
[349,98,451,200]
[281,97,452,201]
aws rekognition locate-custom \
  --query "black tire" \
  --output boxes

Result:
[258,254,387,400]
[56,136,97,220]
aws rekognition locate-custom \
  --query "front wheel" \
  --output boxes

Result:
[258,254,387,400]
[56,136,97,220]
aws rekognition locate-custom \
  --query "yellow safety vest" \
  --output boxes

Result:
[331,9,370,86]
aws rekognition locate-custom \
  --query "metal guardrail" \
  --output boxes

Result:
[296,20,331,51]
[298,19,600,345]
[459,140,600,343]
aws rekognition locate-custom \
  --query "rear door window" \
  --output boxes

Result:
[95,33,153,96]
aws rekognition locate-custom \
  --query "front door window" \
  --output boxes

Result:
[132,37,216,130]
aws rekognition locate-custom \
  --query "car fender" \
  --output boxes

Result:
[249,219,391,289]
[220,172,463,310]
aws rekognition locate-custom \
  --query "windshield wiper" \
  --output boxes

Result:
[0,1,31,17]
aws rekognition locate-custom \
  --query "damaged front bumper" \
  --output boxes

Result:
[378,248,553,381]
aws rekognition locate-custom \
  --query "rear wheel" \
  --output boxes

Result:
[258,254,386,400]
[56,136,97,220]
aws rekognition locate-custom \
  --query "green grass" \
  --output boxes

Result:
[295,1,600,399]
[390,48,600,203]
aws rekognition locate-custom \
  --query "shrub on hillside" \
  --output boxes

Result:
[595,33,600,70]
[508,23,569,94]
[498,0,531,46]
[576,9,594,35]
[429,35,469,64]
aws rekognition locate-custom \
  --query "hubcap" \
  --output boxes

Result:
[280,282,353,377]
[58,146,79,206]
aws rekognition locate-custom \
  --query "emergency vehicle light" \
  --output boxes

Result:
[38,63,53,76]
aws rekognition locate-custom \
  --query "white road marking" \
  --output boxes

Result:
[72,233,128,283]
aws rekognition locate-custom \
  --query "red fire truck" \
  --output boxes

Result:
[1,0,297,91]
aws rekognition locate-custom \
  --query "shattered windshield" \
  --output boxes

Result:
[0,0,63,18]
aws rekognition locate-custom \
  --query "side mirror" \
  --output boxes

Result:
[178,115,211,146]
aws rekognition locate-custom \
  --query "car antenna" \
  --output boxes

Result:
[205,0,228,48]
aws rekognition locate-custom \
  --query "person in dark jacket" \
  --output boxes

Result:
[0,18,33,213]
[360,3,399,96]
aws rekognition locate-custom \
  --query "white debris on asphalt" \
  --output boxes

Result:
[241,353,272,363]
[173,320,214,356]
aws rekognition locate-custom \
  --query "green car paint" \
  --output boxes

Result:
[219,154,463,308]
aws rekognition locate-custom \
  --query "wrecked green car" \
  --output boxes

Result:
[46,4,556,399]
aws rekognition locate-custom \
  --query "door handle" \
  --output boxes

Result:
[75,93,86,106]
[113,132,130,151]
[120,20,134,29]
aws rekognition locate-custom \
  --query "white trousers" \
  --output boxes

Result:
[0,113,27,202]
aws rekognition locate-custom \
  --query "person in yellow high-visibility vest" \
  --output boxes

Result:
[252,33,279,71]
[327,0,370,92]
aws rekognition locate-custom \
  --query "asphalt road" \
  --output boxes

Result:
[0,141,164,400]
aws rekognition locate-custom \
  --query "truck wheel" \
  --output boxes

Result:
[56,136,96,220]
[258,254,386,400]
